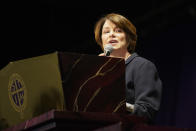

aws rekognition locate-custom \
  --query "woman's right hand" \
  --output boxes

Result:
[98,53,105,56]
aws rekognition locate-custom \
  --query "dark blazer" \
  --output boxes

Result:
[125,52,162,121]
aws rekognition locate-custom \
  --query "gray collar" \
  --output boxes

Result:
[125,52,139,65]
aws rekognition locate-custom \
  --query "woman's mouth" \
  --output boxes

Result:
[109,40,118,45]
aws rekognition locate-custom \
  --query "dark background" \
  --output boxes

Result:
[1,0,196,129]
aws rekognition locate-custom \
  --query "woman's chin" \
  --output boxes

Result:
[113,46,126,51]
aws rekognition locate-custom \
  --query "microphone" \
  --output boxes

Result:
[104,44,113,56]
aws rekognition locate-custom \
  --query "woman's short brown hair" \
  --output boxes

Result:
[94,13,137,53]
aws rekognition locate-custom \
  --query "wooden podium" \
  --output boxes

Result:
[0,52,128,130]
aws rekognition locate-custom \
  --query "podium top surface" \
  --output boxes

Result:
[4,109,145,131]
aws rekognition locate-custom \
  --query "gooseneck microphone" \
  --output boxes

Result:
[104,44,113,56]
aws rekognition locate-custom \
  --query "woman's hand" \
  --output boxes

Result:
[98,53,105,56]
[126,102,134,113]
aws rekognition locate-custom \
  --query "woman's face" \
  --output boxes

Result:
[101,20,127,51]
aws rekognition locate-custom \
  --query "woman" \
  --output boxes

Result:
[94,13,162,122]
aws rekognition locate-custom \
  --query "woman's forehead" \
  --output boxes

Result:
[102,20,117,29]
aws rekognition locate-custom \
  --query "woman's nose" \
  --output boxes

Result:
[109,31,115,37]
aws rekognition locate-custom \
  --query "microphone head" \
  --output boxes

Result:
[104,44,113,56]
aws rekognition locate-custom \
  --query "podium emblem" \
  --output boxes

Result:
[8,73,27,118]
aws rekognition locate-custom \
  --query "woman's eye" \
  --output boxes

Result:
[116,28,122,32]
[103,30,109,33]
